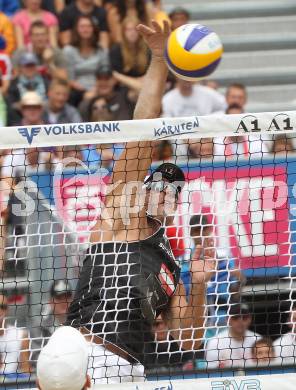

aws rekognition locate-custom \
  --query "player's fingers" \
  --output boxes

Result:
[136,24,154,36]
[163,20,170,36]
[151,20,162,33]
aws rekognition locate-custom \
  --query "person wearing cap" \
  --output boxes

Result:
[66,20,215,384]
[205,303,261,369]
[30,280,73,368]
[79,64,134,121]
[6,52,48,115]
[273,301,296,366]
[37,326,91,390]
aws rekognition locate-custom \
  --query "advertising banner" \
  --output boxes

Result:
[28,157,296,277]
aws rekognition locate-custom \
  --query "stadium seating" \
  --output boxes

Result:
[164,0,296,111]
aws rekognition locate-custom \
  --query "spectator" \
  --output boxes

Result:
[169,7,190,31]
[107,0,151,44]
[110,17,149,77]
[79,65,134,121]
[6,52,48,115]
[214,104,271,159]
[41,280,73,339]
[274,302,296,365]
[63,15,109,105]
[162,79,226,118]
[205,303,260,369]
[225,83,247,111]
[0,294,31,374]
[0,11,16,55]
[36,326,91,390]
[0,43,12,95]
[81,96,123,170]
[13,21,67,80]
[30,280,74,367]
[248,338,275,367]
[15,90,44,126]
[162,79,225,160]
[41,0,67,14]
[59,0,109,48]
[43,79,82,124]
[272,135,294,155]
[0,0,20,17]
[13,0,58,49]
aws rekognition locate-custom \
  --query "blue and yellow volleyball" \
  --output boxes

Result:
[165,24,223,81]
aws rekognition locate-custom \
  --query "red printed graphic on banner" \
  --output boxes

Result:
[183,166,290,269]
[53,174,108,242]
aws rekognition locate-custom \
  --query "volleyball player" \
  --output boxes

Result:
[66,20,215,383]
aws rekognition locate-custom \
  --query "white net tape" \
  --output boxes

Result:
[0,112,296,387]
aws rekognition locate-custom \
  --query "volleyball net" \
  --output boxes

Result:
[0,111,296,388]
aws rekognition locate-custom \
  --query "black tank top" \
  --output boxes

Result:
[66,221,180,366]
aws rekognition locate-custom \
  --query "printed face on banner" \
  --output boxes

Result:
[53,174,108,243]
[181,165,290,269]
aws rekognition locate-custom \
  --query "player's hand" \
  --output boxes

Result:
[190,244,216,284]
[137,20,170,58]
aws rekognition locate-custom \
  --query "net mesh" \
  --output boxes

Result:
[0,114,296,387]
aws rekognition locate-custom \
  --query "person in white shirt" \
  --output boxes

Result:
[273,303,296,365]
[162,79,226,161]
[205,303,261,369]
[162,79,226,118]
[0,294,31,374]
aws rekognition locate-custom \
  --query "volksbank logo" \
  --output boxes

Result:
[235,113,293,133]
[211,379,261,390]
[18,127,41,144]
[154,118,199,139]
[18,123,121,144]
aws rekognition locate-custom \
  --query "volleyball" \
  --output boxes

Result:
[164,24,223,81]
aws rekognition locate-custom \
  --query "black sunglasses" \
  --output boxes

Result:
[0,304,8,310]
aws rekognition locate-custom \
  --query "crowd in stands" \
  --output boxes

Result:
[0,0,294,380]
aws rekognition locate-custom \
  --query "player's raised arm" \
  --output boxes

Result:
[111,21,170,187]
